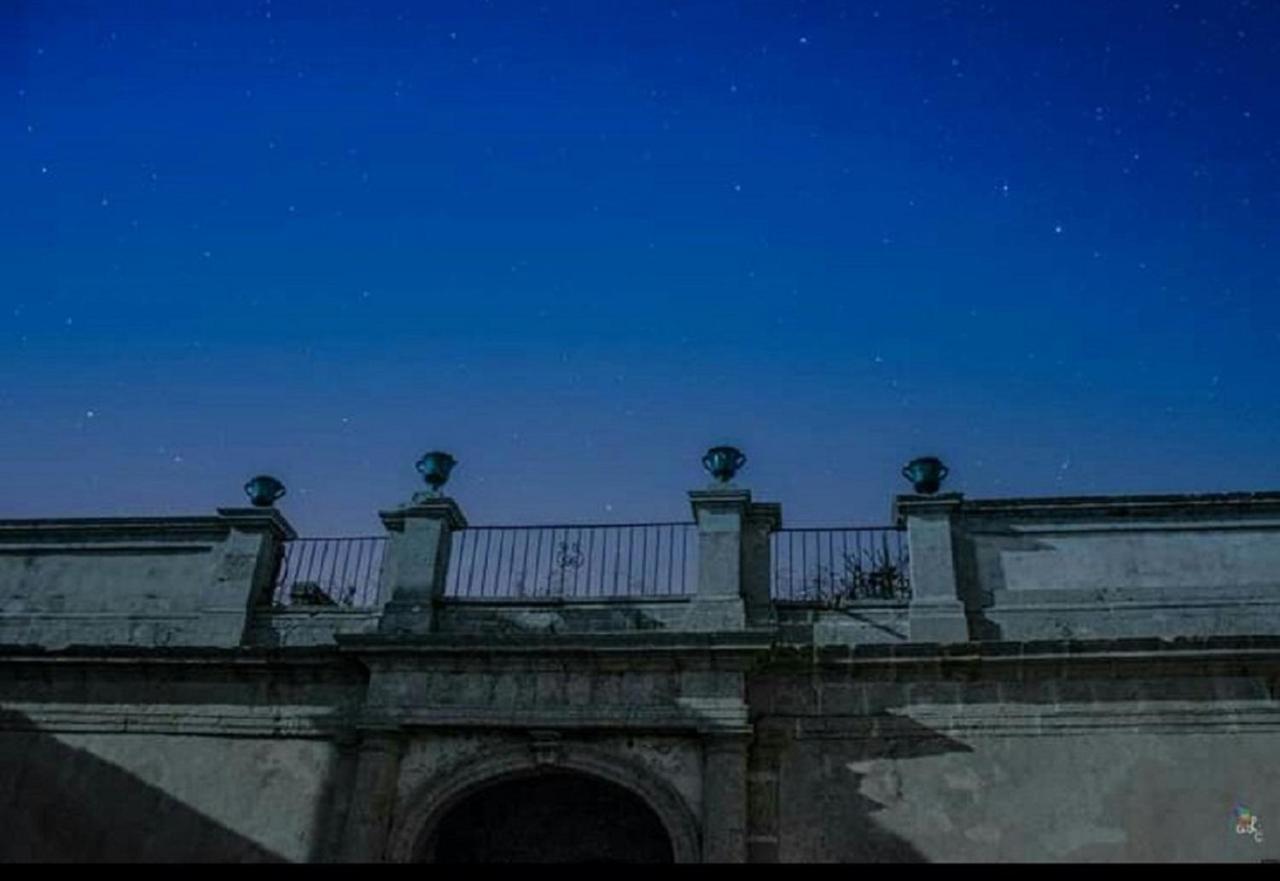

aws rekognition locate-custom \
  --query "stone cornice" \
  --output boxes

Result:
[378,496,468,531]
[215,507,298,540]
[962,491,1280,519]
[891,492,964,524]
[688,486,752,518]
[0,703,351,738]
[336,629,776,659]
[764,635,1280,676]
[795,704,1280,738]
[0,516,231,543]
[893,491,1280,526]
[354,704,748,734]
[0,508,298,544]
[746,502,783,532]
[0,643,358,667]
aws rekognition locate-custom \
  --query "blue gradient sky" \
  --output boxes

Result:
[3,1,1278,534]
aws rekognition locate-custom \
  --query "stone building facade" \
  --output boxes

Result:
[1,481,1279,862]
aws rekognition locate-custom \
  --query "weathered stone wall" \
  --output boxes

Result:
[0,647,364,861]
[777,604,911,646]
[247,610,382,647]
[0,511,293,649]
[0,727,343,861]
[950,494,1280,642]
[748,639,1280,862]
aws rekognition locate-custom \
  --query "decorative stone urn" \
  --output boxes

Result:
[702,446,746,483]
[902,456,948,495]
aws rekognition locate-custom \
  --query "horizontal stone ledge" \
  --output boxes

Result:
[440,596,694,606]
[0,642,362,665]
[336,630,777,655]
[354,706,751,733]
[0,544,217,555]
[965,519,1280,534]
[252,609,382,620]
[0,704,352,738]
[954,490,1280,517]
[0,612,207,621]
[976,595,1280,611]
[765,634,1280,665]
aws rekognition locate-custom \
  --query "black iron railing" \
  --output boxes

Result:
[270,537,387,608]
[771,527,910,603]
[445,523,697,599]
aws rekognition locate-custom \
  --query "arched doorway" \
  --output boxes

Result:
[418,770,674,863]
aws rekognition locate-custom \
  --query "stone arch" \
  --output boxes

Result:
[385,741,701,863]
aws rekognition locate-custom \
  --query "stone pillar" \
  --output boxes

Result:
[337,733,405,862]
[741,502,782,628]
[377,495,467,636]
[210,507,296,644]
[687,487,751,631]
[893,493,969,643]
[745,725,788,863]
[701,733,750,862]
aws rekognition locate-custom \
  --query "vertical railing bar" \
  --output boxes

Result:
[840,529,849,601]
[308,540,328,602]
[362,538,375,606]
[801,531,808,602]
[477,529,491,598]
[339,538,355,606]
[443,532,456,597]
[337,537,353,604]
[856,530,865,599]
[827,530,834,601]
[457,530,471,597]
[781,532,789,600]
[465,530,476,598]
[289,540,308,605]
[505,528,518,599]
[347,539,363,607]
[640,525,648,597]
[666,524,674,595]
[615,527,624,598]
[365,538,378,606]
[682,524,690,595]
[605,529,615,597]
[323,539,339,599]
[651,526,660,595]
[587,527,596,598]
[276,541,289,606]
[532,527,544,599]
[463,530,478,599]
[493,529,507,598]
[576,530,586,599]
[519,528,531,598]
[275,542,292,605]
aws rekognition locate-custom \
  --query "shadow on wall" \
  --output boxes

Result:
[769,714,976,863]
[0,708,285,862]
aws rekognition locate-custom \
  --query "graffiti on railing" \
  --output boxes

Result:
[772,528,910,605]
[270,537,386,609]
[447,524,696,599]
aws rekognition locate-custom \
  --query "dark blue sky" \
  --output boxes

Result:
[3,1,1278,534]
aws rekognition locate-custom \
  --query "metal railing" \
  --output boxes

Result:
[771,527,910,603]
[270,537,387,609]
[445,523,697,599]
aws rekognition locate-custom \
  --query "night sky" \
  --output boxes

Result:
[3,1,1278,535]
